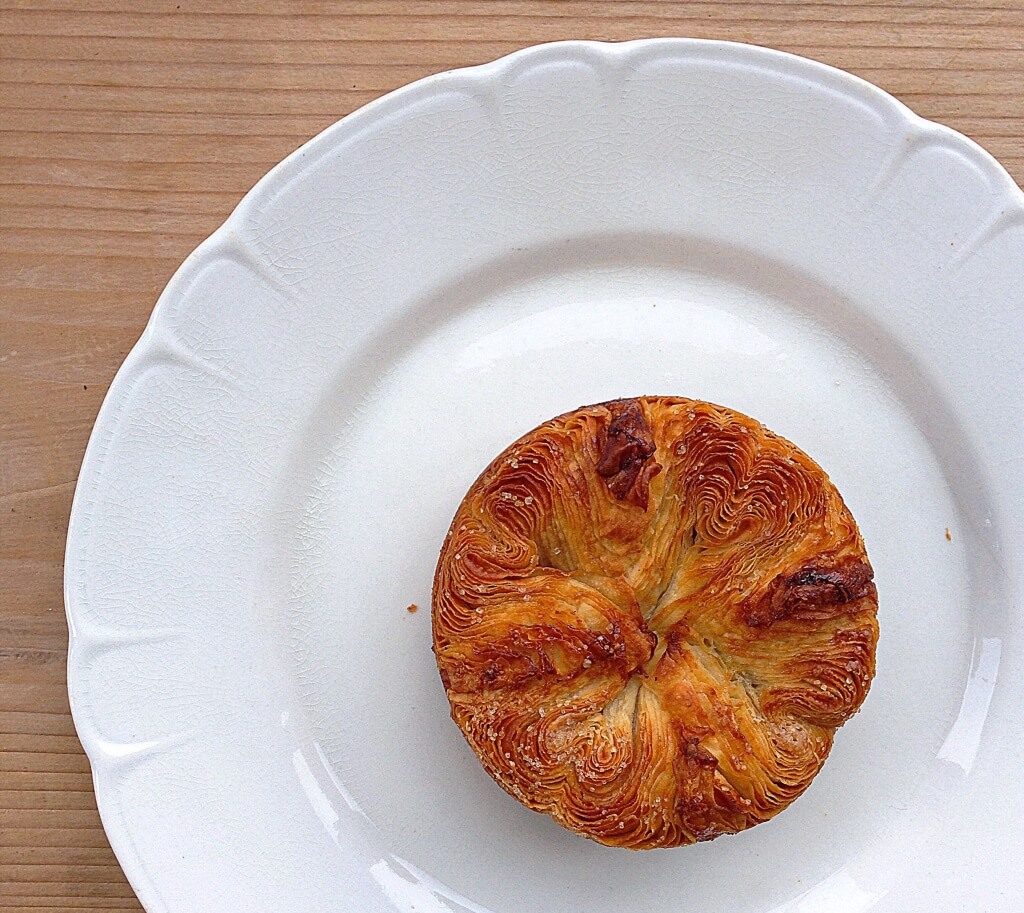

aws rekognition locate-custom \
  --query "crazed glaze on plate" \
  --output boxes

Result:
[65,39,1024,913]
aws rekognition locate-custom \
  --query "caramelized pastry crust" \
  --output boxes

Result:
[432,397,878,848]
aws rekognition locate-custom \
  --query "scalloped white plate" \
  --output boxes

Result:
[65,39,1024,913]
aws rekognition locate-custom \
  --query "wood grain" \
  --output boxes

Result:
[1,1,1021,909]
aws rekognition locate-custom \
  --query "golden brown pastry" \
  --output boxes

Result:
[432,397,878,849]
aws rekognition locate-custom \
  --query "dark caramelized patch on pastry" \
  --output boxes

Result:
[595,399,662,508]
[432,397,878,849]
[741,558,876,628]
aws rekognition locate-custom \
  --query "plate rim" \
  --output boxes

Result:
[63,37,1024,913]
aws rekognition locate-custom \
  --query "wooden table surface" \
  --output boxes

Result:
[2,1,1022,909]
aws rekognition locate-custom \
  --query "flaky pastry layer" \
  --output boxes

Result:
[432,397,878,849]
